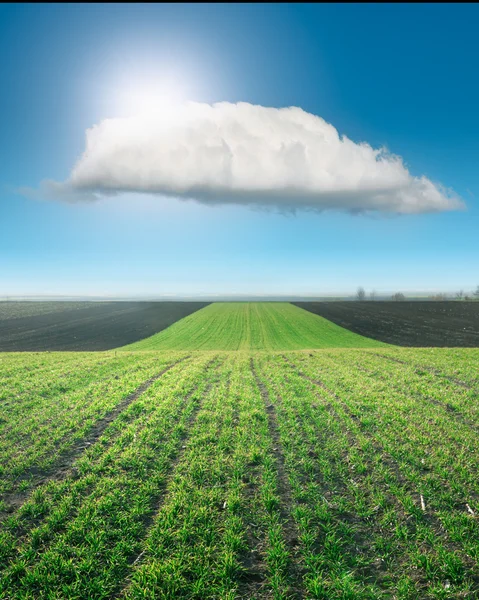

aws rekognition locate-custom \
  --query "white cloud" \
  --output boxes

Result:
[19,180,98,204]
[31,101,464,214]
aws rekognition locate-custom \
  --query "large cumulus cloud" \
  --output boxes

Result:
[27,102,464,214]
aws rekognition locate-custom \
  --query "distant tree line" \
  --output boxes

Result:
[355,286,479,301]
[456,286,479,301]
[433,286,479,301]
[356,287,404,301]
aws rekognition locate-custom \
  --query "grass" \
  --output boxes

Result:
[122,302,386,351]
[1,304,479,598]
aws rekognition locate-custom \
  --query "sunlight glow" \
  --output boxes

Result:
[121,81,185,116]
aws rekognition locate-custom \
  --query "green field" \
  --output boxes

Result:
[123,302,386,351]
[1,303,479,599]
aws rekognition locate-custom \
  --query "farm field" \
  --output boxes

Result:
[0,301,209,352]
[1,347,479,598]
[124,302,386,351]
[0,301,92,321]
[294,301,479,347]
[1,302,479,598]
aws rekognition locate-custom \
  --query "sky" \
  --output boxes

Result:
[1,3,478,298]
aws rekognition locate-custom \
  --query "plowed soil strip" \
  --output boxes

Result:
[250,357,303,599]
[115,358,223,598]
[0,355,190,517]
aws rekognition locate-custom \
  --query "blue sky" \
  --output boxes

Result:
[1,3,478,298]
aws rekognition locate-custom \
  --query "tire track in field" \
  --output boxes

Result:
[114,356,226,599]
[277,357,448,594]
[282,355,479,585]
[235,464,269,600]
[0,356,223,583]
[283,353,474,500]
[234,373,271,599]
[281,355,342,403]
[280,354,399,589]
[288,352,479,443]
[1,359,159,442]
[0,355,191,518]
[353,357,479,436]
[348,357,479,506]
[250,357,304,600]
[370,352,479,391]
[286,356,404,496]
[0,358,124,438]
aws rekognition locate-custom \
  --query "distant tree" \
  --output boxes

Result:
[429,293,448,301]
[474,285,479,300]
[455,290,464,300]
[369,290,377,301]
[356,287,366,301]
[391,292,405,301]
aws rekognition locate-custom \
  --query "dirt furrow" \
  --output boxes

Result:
[371,352,479,391]
[354,359,479,436]
[271,357,424,593]
[250,357,304,600]
[235,468,269,600]
[281,355,342,402]
[0,355,190,518]
[283,355,479,583]
[283,356,477,592]
[284,355,477,501]
[115,356,225,598]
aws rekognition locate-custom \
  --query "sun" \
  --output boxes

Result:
[116,76,187,117]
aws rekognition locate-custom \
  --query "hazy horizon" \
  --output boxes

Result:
[0,289,474,302]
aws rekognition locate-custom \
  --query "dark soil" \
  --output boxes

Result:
[0,301,209,351]
[250,358,304,599]
[294,301,479,347]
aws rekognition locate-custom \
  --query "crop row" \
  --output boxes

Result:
[270,350,479,597]
[0,353,218,597]
[0,352,187,504]
[1,349,478,598]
